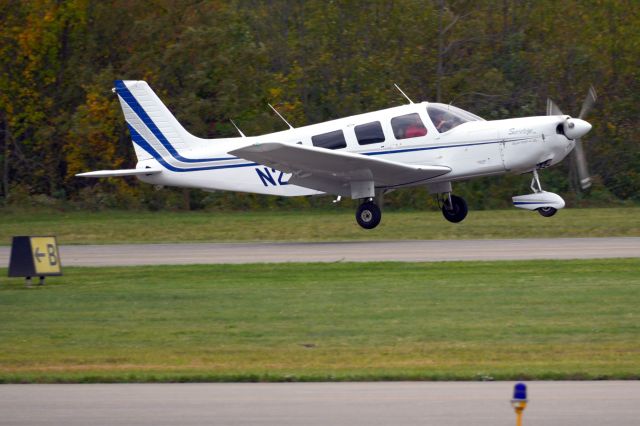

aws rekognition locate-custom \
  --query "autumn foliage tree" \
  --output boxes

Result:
[1,0,638,209]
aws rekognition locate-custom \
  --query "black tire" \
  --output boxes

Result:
[537,207,557,217]
[356,201,382,229]
[442,194,468,223]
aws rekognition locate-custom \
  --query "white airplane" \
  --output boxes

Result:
[78,80,596,229]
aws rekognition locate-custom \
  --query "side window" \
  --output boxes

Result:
[391,113,427,140]
[311,130,347,150]
[355,121,385,145]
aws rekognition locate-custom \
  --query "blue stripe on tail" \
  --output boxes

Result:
[115,80,234,163]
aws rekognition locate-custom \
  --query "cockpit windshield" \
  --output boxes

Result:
[427,103,484,133]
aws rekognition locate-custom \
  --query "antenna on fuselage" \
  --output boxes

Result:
[268,103,295,130]
[230,119,246,138]
[394,83,414,104]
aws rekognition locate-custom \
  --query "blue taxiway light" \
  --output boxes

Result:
[513,382,527,401]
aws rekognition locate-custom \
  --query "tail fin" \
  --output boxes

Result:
[114,80,202,163]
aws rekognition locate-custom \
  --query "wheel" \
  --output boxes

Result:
[356,201,382,229]
[537,207,557,217]
[442,194,468,223]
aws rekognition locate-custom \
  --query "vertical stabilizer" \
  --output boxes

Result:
[114,80,199,162]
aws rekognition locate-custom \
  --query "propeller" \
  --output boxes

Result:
[546,86,597,190]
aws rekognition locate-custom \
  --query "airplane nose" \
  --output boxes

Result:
[564,118,592,139]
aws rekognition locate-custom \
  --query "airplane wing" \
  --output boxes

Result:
[76,168,163,178]
[229,142,450,197]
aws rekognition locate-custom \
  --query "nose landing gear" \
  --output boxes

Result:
[537,206,557,217]
[512,169,565,217]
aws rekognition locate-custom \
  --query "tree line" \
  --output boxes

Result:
[1,0,638,211]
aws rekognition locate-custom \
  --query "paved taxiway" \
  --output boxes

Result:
[1,237,639,266]
[1,381,639,426]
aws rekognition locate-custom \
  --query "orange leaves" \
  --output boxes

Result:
[64,86,125,180]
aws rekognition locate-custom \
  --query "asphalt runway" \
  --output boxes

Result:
[1,237,639,266]
[1,381,638,426]
[0,237,640,266]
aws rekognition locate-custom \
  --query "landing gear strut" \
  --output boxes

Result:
[531,169,557,217]
[356,200,381,229]
[441,193,468,223]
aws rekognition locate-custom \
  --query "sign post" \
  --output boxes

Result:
[8,236,62,286]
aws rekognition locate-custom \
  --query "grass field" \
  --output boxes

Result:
[1,207,639,245]
[1,259,638,383]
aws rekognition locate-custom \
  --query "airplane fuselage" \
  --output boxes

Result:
[135,102,574,196]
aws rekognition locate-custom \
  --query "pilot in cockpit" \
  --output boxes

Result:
[432,110,452,133]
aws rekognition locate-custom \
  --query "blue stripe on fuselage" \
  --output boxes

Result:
[128,124,258,172]
[362,140,504,156]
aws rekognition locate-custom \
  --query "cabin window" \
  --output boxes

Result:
[427,104,484,133]
[391,113,427,139]
[311,130,347,150]
[355,121,385,145]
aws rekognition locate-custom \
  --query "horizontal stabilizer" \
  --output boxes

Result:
[76,168,163,178]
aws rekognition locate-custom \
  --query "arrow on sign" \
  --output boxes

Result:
[34,247,46,263]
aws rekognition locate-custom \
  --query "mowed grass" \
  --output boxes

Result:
[1,207,639,244]
[0,259,638,383]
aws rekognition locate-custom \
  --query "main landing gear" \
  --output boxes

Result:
[353,190,469,229]
[428,182,468,224]
[356,193,469,229]
[355,190,385,229]
[440,193,468,223]
[356,201,382,229]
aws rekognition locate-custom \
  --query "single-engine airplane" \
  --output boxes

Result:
[78,80,596,229]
